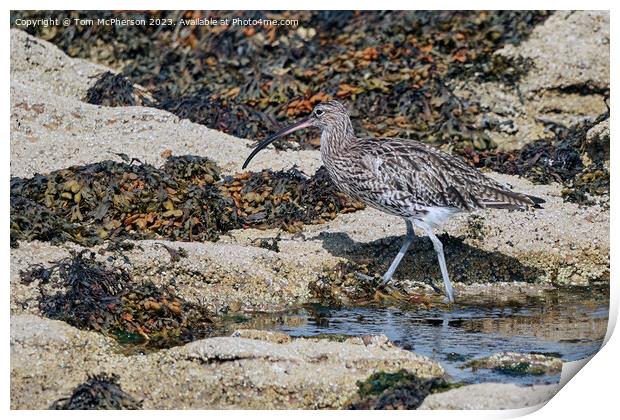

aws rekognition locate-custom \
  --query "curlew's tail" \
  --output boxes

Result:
[482,187,545,210]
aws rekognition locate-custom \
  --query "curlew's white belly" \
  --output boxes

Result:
[412,206,461,228]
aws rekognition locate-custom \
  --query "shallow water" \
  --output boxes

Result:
[251,290,609,386]
[115,288,608,386]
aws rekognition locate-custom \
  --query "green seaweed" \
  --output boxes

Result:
[429,378,466,394]
[357,370,418,397]
[493,361,534,376]
[465,352,562,377]
[305,333,354,342]
[352,369,448,409]
[445,352,469,362]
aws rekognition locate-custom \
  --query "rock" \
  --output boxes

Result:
[419,382,560,410]
[10,315,117,409]
[9,30,321,178]
[11,315,442,409]
[9,80,321,179]
[231,329,293,344]
[454,11,609,150]
[11,313,112,350]
[10,239,336,314]
[499,11,609,93]
[345,334,394,348]
[465,352,564,376]
[10,29,110,100]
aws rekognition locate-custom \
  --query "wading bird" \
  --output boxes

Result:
[242,101,543,302]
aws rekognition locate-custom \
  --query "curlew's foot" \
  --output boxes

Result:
[374,285,409,302]
[442,285,456,303]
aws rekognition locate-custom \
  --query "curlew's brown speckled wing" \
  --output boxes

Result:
[330,137,538,216]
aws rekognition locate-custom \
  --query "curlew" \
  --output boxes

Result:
[242,101,543,302]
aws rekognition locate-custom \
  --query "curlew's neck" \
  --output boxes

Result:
[319,117,355,158]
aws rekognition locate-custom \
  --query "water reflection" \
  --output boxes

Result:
[263,292,608,385]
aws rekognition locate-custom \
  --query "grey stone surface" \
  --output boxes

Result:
[419,382,560,410]
[10,29,110,100]
[465,352,563,375]
[499,11,609,93]
[11,315,442,409]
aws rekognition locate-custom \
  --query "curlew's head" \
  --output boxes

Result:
[309,100,350,129]
[242,100,352,169]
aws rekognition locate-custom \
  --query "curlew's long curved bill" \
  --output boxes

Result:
[242,116,313,169]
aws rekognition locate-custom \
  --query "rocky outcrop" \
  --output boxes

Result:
[465,352,564,376]
[10,315,442,409]
[499,11,609,94]
[454,11,609,150]
[419,382,560,410]
[10,28,109,100]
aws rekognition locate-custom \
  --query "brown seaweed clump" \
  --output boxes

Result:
[84,71,153,107]
[309,261,380,307]
[10,155,364,247]
[10,156,233,247]
[220,167,364,233]
[51,373,142,410]
[154,87,283,144]
[20,251,215,349]
[11,10,550,153]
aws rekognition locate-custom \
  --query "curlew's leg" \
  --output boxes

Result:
[380,220,415,287]
[418,224,455,303]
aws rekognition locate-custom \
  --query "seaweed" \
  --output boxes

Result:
[470,109,610,204]
[20,251,215,349]
[492,361,537,376]
[10,154,362,247]
[10,157,232,247]
[445,352,469,362]
[11,10,550,152]
[251,234,281,252]
[454,54,534,87]
[51,373,142,410]
[85,71,152,107]
[309,260,379,307]
[222,166,364,232]
[350,370,456,410]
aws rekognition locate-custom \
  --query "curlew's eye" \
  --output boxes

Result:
[314,109,325,117]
